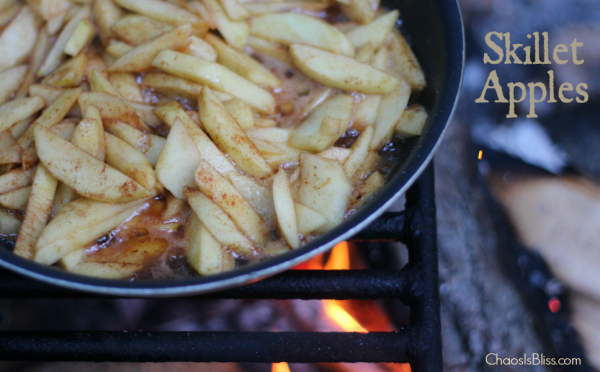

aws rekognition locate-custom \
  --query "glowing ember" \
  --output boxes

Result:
[272,362,291,372]
[549,297,561,313]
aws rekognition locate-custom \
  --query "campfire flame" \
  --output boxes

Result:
[272,362,291,372]
[279,241,411,372]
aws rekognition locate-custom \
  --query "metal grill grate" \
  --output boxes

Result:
[0,164,441,371]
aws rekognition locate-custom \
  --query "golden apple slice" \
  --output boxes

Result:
[51,182,78,217]
[183,36,218,61]
[346,10,399,50]
[289,94,353,152]
[195,160,268,245]
[294,202,328,235]
[387,30,426,91]
[111,15,174,46]
[219,0,248,21]
[153,101,237,176]
[71,118,107,161]
[105,41,134,58]
[105,121,165,166]
[297,153,352,231]
[41,52,87,88]
[108,73,144,103]
[0,185,31,209]
[0,209,20,235]
[348,170,384,210]
[0,65,26,105]
[105,133,156,191]
[94,0,124,45]
[343,125,374,178]
[340,0,374,25]
[395,104,428,138]
[13,164,58,259]
[78,92,150,132]
[354,42,374,63]
[370,78,411,150]
[113,0,208,36]
[290,44,400,94]
[155,118,202,199]
[246,127,289,143]
[205,34,281,88]
[142,73,204,101]
[0,96,45,133]
[38,5,90,77]
[0,129,22,164]
[34,125,151,203]
[152,50,275,114]
[0,6,39,72]
[17,87,81,149]
[223,98,253,130]
[250,13,353,56]
[0,166,36,194]
[64,18,95,56]
[107,24,192,73]
[34,196,151,265]
[202,0,248,49]
[318,147,352,163]
[353,95,381,130]
[227,171,275,222]
[247,36,293,66]
[186,212,235,275]
[273,169,299,248]
[184,186,257,257]
[15,28,50,99]
[244,2,328,16]
[199,86,272,179]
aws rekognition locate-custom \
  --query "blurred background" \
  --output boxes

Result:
[1,0,600,371]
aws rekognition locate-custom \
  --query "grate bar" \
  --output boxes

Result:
[0,269,411,301]
[0,331,409,363]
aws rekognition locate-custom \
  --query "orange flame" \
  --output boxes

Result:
[272,362,291,372]
[320,242,367,333]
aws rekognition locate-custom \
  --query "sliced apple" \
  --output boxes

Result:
[155,118,202,199]
[78,92,150,133]
[186,212,235,275]
[346,10,399,50]
[105,133,156,191]
[34,196,151,265]
[111,15,174,46]
[343,125,374,178]
[152,50,275,114]
[226,171,275,222]
[184,186,257,257]
[107,24,192,73]
[0,166,36,194]
[273,169,299,248]
[93,0,123,45]
[250,13,353,56]
[223,98,254,130]
[0,185,31,209]
[13,164,58,259]
[41,52,87,88]
[0,65,26,105]
[34,125,151,203]
[105,121,165,166]
[205,34,280,88]
[353,95,381,130]
[0,209,20,235]
[199,87,272,179]
[142,73,204,101]
[294,202,328,235]
[153,101,237,176]
[348,170,384,211]
[113,0,208,36]
[297,153,352,231]
[17,87,81,149]
[0,6,39,72]
[395,104,428,138]
[370,78,411,150]
[289,94,353,152]
[0,96,45,133]
[202,0,248,49]
[108,73,144,103]
[290,44,400,94]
